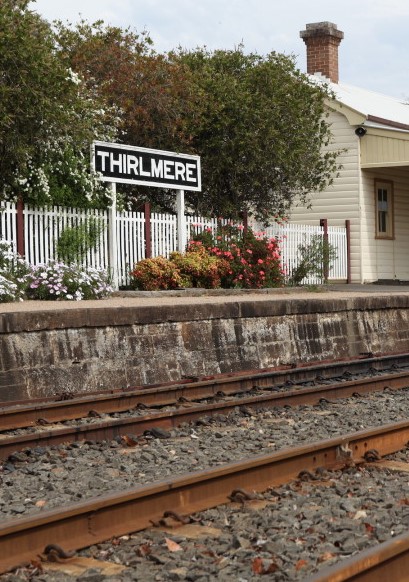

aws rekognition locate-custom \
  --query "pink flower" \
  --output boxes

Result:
[257,259,264,264]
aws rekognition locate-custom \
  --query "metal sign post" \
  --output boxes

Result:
[176,190,187,252]
[91,142,201,288]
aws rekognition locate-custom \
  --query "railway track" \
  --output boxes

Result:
[3,354,409,579]
[1,419,409,578]
[305,534,409,581]
[1,352,409,460]
[2,352,409,431]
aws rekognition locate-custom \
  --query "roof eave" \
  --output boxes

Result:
[325,97,409,132]
[367,115,409,132]
[324,97,366,125]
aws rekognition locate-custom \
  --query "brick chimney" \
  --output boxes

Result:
[300,22,344,83]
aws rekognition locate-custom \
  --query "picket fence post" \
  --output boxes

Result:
[144,203,152,259]
[108,183,118,289]
[320,218,329,284]
[16,197,24,256]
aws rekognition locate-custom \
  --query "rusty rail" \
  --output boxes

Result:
[305,530,409,581]
[1,419,409,574]
[1,352,409,431]
[1,368,409,460]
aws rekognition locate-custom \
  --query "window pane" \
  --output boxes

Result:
[375,181,393,238]
[378,211,386,232]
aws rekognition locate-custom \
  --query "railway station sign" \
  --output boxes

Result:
[92,141,201,192]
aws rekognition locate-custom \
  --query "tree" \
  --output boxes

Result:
[6,6,340,218]
[172,46,340,222]
[55,20,199,210]
[0,1,115,206]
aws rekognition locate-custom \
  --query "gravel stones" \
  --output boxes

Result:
[1,388,409,519]
[14,463,407,582]
[2,389,409,579]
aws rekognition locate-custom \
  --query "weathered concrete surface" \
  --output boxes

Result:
[1,292,409,401]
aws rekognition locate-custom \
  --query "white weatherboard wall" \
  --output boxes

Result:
[289,109,362,281]
[391,167,409,280]
[290,106,409,283]
[361,166,409,282]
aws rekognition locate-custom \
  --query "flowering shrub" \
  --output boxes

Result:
[130,225,284,291]
[192,225,284,289]
[0,275,19,303]
[130,257,187,291]
[170,244,225,288]
[27,262,113,300]
[0,240,31,302]
[0,237,111,302]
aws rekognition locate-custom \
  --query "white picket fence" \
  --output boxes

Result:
[264,222,348,284]
[0,202,348,287]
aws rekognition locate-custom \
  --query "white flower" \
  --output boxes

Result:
[66,68,82,86]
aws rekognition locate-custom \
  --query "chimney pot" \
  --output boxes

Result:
[300,21,344,83]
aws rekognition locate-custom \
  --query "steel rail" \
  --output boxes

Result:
[1,419,409,574]
[304,530,409,582]
[1,368,409,460]
[1,352,409,431]
[0,353,409,431]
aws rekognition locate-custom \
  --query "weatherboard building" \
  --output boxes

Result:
[290,22,409,283]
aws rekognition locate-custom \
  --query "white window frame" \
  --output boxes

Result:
[375,179,394,239]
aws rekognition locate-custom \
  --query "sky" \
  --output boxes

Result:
[30,0,409,100]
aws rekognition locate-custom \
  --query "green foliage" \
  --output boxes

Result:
[1,5,341,218]
[55,19,197,211]
[56,218,105,264]
[172,46,340,222]
[289,235,338,285]
[0,2,117,207]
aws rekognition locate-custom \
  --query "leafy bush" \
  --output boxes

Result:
[170,244,225,288]
[289,235,337,285]
[130,256,187,291]
[27,262,113,300]
[56,218,105,264]
[130,225,284,291]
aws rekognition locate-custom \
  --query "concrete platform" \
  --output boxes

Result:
[1,284,409,402]
[1,283,409,314]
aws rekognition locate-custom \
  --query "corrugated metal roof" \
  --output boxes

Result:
[310,73,409,129]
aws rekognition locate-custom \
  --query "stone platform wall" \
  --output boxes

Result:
[1,295,409,401]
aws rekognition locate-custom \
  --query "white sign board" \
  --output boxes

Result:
[92,141,201,192]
